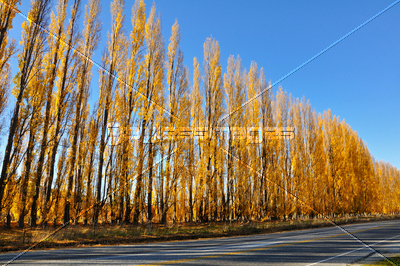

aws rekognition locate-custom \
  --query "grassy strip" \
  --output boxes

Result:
[364,256,400,265]
[1,214,400,253]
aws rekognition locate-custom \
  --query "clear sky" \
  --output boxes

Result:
[6,0,400,168]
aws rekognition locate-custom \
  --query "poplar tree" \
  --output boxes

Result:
[50,0,82,225]
[259,69,272,218]
[72,104,90,222]
[63,0,101,225]
[272,87,289,219]
[161,19,185,224]
[177,77,191,221]
[202,36,222,222]
[223,55,245,220]
[323,110,347,214]
[133,3,164,225]
[115,0,145,223]
[290,97,307,215]
[52,139,69,226]
[190,56,203,222]
[245,62,261,218]
[95,0,125,224]
[83,112,100,224]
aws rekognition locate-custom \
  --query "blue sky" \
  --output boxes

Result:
[6,0,400,168]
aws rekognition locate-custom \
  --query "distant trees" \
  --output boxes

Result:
[0,0,399,228]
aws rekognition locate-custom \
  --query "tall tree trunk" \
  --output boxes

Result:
[63,0,82,225]
[18,129,36,228]
[133,119,147,225]
[147,123,155,226]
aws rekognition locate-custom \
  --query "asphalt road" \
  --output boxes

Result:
[1,220,400,265]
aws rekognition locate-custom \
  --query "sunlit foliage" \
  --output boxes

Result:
[0,0,399,228]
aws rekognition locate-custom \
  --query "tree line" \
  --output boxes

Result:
[0,0,399,228]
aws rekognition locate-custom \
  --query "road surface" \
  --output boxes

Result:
[1,220,400,265]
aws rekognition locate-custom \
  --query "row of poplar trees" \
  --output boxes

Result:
[0,0,399,228]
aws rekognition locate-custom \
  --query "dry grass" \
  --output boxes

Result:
[364,256,400,265]
[1,214,399,253]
